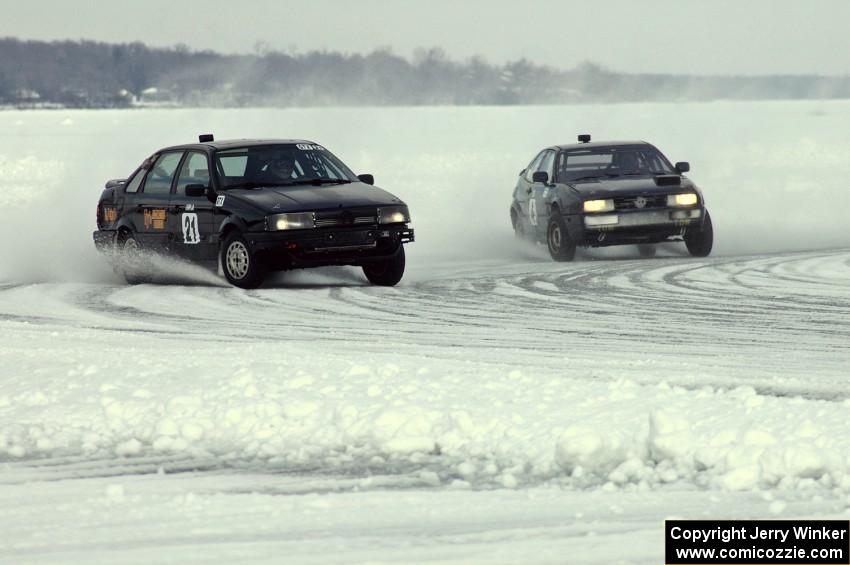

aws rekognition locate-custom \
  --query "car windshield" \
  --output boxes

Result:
[556,146,674,182]
[214,143,358,189]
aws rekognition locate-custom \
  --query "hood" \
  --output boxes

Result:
[568,175,697,198]
[223,181,404,213]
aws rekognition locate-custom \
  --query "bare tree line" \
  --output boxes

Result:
[1,37,849,108]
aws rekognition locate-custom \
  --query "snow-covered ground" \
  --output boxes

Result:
[1,102,849,563]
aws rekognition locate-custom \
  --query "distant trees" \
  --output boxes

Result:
[0,37,848,108]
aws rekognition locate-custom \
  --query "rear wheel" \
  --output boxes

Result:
[685,210,714,257]
[363,246,406,286]
[221,232,265,289]
[546,214,576,262]
[118,232,152,285]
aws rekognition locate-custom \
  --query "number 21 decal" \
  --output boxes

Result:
[182,213,200,244]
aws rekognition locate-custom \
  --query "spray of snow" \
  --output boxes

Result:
[1,102,849,284]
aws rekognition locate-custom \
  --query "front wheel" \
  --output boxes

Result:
[363,246,406,286]
[685,210,714,257]
[511,209,525,239]
[221,232,265,289]
[546,214,576,262]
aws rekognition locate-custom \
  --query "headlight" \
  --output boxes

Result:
[583,199,614,213]
[667,193,698,207]
[268,212,315,231]
[378,205,410,224]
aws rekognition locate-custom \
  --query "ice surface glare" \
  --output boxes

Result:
[1,101,850,283]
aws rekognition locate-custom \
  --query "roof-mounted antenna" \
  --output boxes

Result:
[578,134,591,143]
[198,133,214,143]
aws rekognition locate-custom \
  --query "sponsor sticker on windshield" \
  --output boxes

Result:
[296,144,325,151]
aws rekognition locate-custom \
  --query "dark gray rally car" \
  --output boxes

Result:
[510,135,713,261]
[93,135,413,288]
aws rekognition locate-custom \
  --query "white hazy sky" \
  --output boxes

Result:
[2,0,850,75]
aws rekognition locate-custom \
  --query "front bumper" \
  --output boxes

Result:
[246,224,414,268]
[576,207,704,246]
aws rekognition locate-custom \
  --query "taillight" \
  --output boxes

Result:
[96,202,102,228]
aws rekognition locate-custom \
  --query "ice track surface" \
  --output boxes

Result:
[3,102,850,562]
[2,250,850,563]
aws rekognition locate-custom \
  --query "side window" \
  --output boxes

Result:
[554,152,567,183]
[218,153,248,176]
[175,152,210,196]
[142,152,182,195]
[537,150,555,178]
[124,169,145,194]
[524,151,546,182]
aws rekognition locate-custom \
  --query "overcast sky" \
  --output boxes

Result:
[2,0,849,76]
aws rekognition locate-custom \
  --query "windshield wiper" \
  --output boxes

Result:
[287,178,352,186]
[225,181,293,189]
[569,173,618,182]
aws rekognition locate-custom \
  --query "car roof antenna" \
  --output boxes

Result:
[199,133,214,143]
[578,134,591,143]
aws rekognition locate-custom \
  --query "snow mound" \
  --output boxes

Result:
[2,351,849,494]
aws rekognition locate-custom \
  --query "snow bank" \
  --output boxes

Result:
[2,337,849,495]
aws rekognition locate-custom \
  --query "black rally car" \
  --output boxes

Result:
[510,135,713,261]
[93,136,413,288]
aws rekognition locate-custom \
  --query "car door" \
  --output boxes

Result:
[168,151,217,262]
[529,149,556,239]
[132,151,183,251]
[514,150,546,233]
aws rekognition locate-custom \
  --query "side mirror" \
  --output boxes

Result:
[532,171,549,184]
[357,174,374,185]
[185,184,208,197]
[675,162,690,174]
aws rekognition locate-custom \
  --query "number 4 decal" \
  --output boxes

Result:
[182,213,200,244]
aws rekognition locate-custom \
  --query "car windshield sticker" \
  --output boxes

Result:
[296,144,325,151]
[143,208,167,230]
[215,195,225,207]
[182,213,200,244]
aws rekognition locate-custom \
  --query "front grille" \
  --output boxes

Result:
[315,216,376,227]
[614,195,667,210]
[314,208,377,228]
